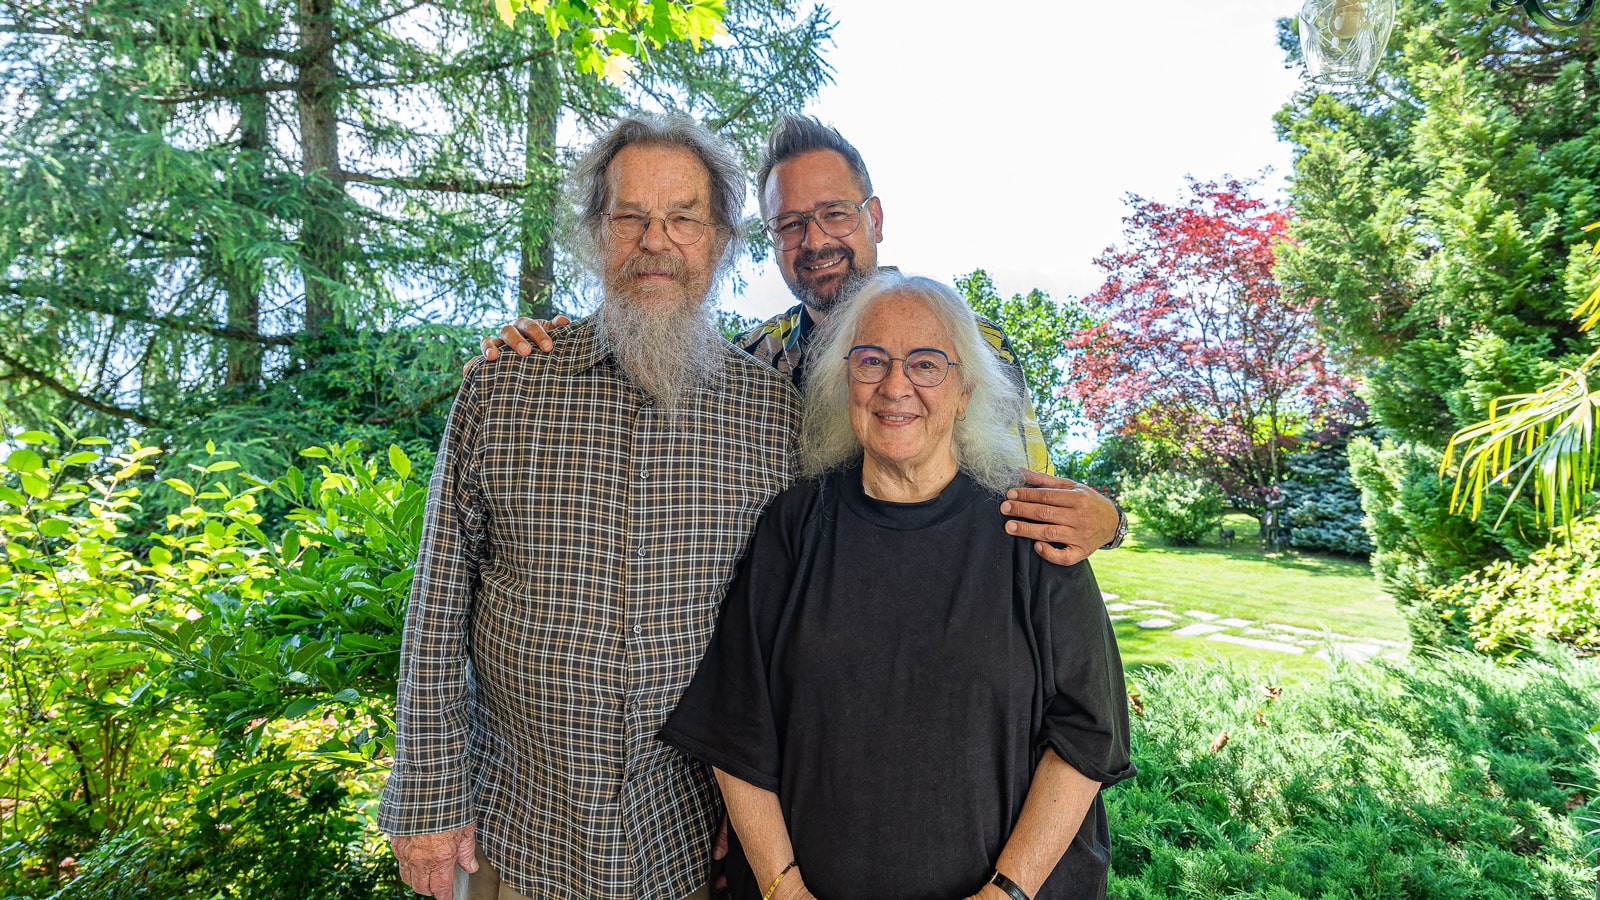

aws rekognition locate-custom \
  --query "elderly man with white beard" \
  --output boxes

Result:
[377,115,800,900]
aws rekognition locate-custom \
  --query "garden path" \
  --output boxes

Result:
[1103,593,1409,663]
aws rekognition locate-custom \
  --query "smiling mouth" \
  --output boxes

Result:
[876,412,917,425]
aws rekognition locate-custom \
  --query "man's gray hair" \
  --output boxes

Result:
[567,113,747,280]
[801,272,1029,495]
[755,114,874,217]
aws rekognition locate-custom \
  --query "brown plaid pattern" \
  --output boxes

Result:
[379,316,800,900]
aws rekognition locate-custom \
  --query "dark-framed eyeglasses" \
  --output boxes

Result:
[763,197,874,251]
[845,345,959,388]
[602,212,719,246]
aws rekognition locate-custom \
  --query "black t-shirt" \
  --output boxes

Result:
[660,462,1134,900]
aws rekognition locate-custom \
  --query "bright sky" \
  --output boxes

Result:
[725,0,1306,320]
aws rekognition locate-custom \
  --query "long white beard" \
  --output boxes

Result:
[598,287,722,409]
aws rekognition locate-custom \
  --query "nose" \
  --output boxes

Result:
[877,359,916,397]
[799,216,833,250]
[640,217,672,252]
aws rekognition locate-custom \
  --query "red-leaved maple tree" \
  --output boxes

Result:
[1064,177,1357,512]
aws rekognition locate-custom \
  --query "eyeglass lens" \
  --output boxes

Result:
[847,346,953,387]
[766,201,864,250]
[607,214,706,245]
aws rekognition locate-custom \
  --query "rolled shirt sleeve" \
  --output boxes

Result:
[1034,559,1136,787]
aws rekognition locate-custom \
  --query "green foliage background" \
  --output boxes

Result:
[1274,1,1600,644]
[1121,472,1227,546]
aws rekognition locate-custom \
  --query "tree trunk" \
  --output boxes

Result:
[224,57,266,388]
[297,0,343,338]
[518,38,559,319]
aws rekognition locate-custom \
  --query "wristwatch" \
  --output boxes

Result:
[1100,504,1128,550]
[988,870,1032,900]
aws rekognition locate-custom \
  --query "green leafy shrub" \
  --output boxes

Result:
[1346,436,1543,648]
[1428,517,1600,656]
[1122,472,1226,545]
[1109,649,1600,898]
[0,432,423,897]
[48,771,400,900]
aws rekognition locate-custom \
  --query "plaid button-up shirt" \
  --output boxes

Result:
[378,316,800,900]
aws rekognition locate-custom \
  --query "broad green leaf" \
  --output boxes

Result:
[7,448,44,473]
[164,478,195,497]
[16,431,56,445]
[18,473,49,500]
[388,444,412,479]
[61,451,99,466]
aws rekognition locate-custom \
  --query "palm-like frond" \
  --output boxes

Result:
[1441,221,1600,529]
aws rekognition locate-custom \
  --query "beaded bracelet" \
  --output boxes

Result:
[761,861,797,900]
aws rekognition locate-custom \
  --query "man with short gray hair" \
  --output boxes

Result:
[378,113,799,900]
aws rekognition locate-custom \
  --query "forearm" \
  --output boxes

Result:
[713,768,809,899]
[989,748,1101,898]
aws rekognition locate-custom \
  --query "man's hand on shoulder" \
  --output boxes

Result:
[390,823,477,899]
[1001,470,1122,566]
[464,315,571,375]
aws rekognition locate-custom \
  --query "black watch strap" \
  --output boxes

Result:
[988,869,1032,900]
[1100,504,1128,550]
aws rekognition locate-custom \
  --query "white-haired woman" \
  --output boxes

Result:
[661,273,1133,900]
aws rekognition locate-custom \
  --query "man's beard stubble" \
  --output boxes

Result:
[599,252,722,409]
[792,245,872,315]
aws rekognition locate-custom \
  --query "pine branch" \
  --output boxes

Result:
[337,170,530,196]
[316,0,436,60]
[5,281,300,346]
[0,348,164,428]
[366,380,459,424]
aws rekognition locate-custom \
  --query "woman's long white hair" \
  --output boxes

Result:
[800,272,1029,495]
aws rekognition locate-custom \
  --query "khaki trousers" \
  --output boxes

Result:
[455,848,711,900]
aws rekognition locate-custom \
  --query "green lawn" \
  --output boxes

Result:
[1093,511,1409,680]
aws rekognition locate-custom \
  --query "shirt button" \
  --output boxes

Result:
[632,624,642,636]
[639,470,648,480]
[638,545,646,556]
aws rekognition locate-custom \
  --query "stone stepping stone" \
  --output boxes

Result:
[1128,599,1166,607]
[1205,633,1305,654]
[1215,617,1255,628]
[1184,610,1219,621]
[1264,622,1323,637]
[1173,623,1227,637]
[1101,592,1119,602]
[1108,613,1130,621]
[1106,602,1136,612]
[1136,618,1176,629]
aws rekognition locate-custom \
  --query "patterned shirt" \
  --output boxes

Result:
[735,298,1056,474]
[378,316,800,900]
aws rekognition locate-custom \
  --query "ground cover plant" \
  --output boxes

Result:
[1107,648,1600,899]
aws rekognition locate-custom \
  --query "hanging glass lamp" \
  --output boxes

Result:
[1298,0,1397,86]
